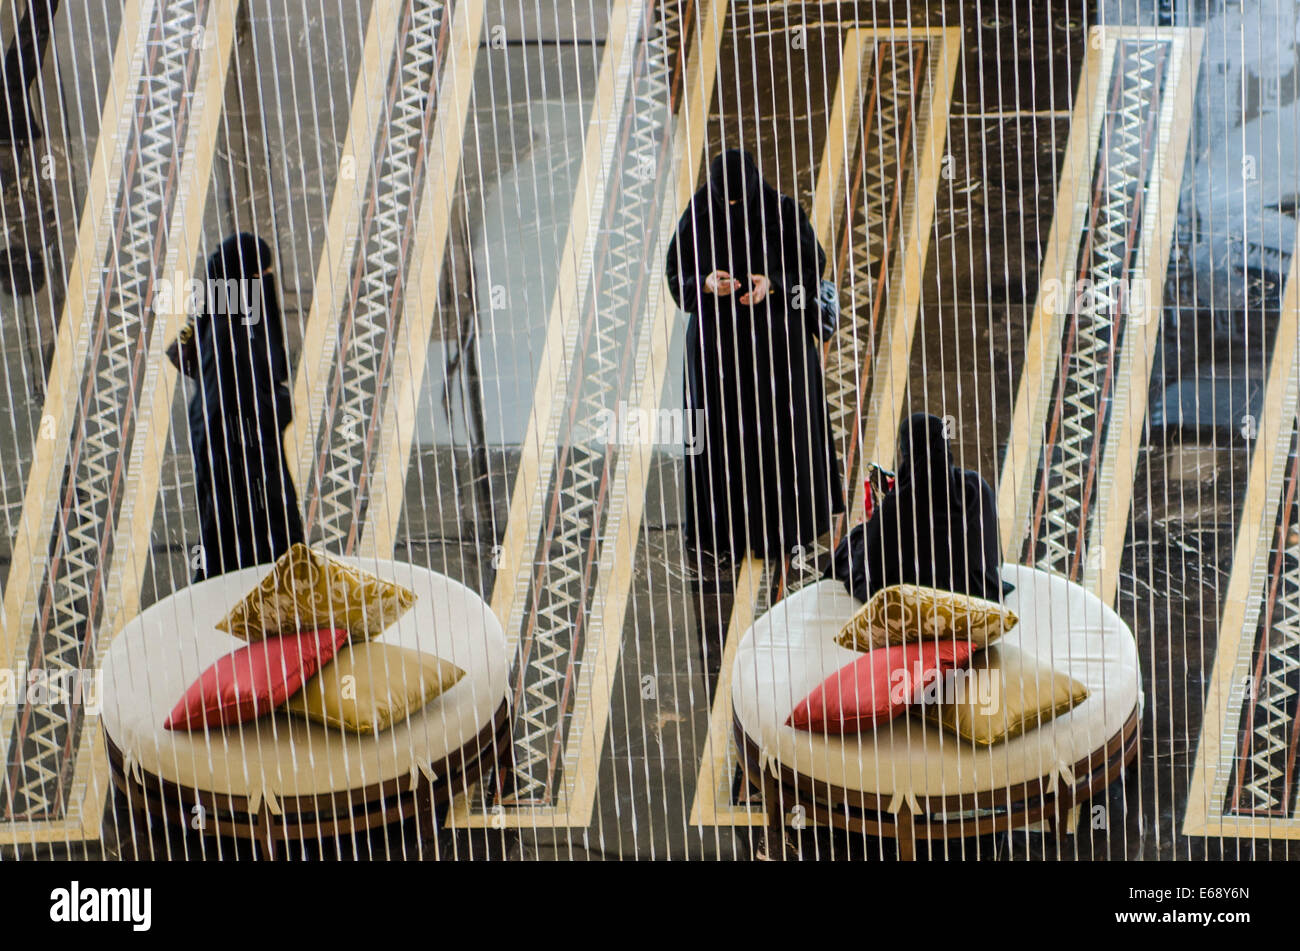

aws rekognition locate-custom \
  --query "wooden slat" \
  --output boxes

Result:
[559,0,731,828]
[996,26,1200,597]
[687,556,765,827]
[484,0,643,642]
[283,0,409,490]
[1088,29,1202,604]
[448,0,728,829]
[358,0,487,557]
[77,0,243,845]
[0,0,241,845]
[809,30,867,253]
[996,33,1114,555]
[1183,226,1300,840]
[853,26,962,503]
[0,0,154,681]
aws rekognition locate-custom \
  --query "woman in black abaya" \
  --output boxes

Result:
[827,413,1012,602]
[175,233,305,580]
[665,149,844,561]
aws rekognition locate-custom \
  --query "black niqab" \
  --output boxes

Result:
[665,150,844,558]
[188,233,304,579]
[709,148,763,209]
[828,413,1011,601]
[190,234,288,423]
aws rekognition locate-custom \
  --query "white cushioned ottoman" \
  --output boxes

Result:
[731,565,1140,801]
[101,560,509,804]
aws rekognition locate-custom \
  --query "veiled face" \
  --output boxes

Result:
[209,232,274,284]
[709,149,761,207]
[896,413,951,481]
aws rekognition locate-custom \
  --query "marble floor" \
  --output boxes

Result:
[0,0,1296,860]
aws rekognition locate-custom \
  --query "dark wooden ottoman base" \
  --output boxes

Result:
[106,700,512,859]
[734,708,1140,860]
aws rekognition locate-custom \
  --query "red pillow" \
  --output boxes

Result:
[786,640,975,734]
[164,628,348,731]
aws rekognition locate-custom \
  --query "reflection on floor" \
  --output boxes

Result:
[0,0,1297,859]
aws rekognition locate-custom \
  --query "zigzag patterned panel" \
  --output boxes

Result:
[1023,39,1169,579]
[0,0,211,823]
[478,0,684,811]
[302,0,450,553]
[1224,432,1300,821]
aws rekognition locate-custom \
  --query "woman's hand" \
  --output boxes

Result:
[738,273,771,305]
[704,270,742,295]
[166,322,199,378]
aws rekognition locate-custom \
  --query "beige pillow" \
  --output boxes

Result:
[216,544,416,642]
[284,642,465,734]
[836,583,1017,653]
[923,643,1089,745]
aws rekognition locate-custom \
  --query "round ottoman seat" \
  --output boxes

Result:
[731,565,1141,858]
[100,560,510,856]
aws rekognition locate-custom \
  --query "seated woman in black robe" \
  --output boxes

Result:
[665,149,845,562]
[179,233,305,579]
[827,413,1012,602]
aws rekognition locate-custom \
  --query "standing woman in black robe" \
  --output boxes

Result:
[827,413,1012,602]
[170,233,305,579]
[665,149,844,562]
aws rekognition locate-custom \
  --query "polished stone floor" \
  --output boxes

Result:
[1,0,1296,860]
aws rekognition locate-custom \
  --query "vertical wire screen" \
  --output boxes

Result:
[0,0,1295,861]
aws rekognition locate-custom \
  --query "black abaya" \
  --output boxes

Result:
[827,413,1012,602]
[188,233,304,579]
[665,149,844,559]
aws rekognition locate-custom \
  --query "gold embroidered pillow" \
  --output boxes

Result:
[923,644,1089,745]
[283,642,465,734]
[216,544,416,642]
[835,584,1017,653]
